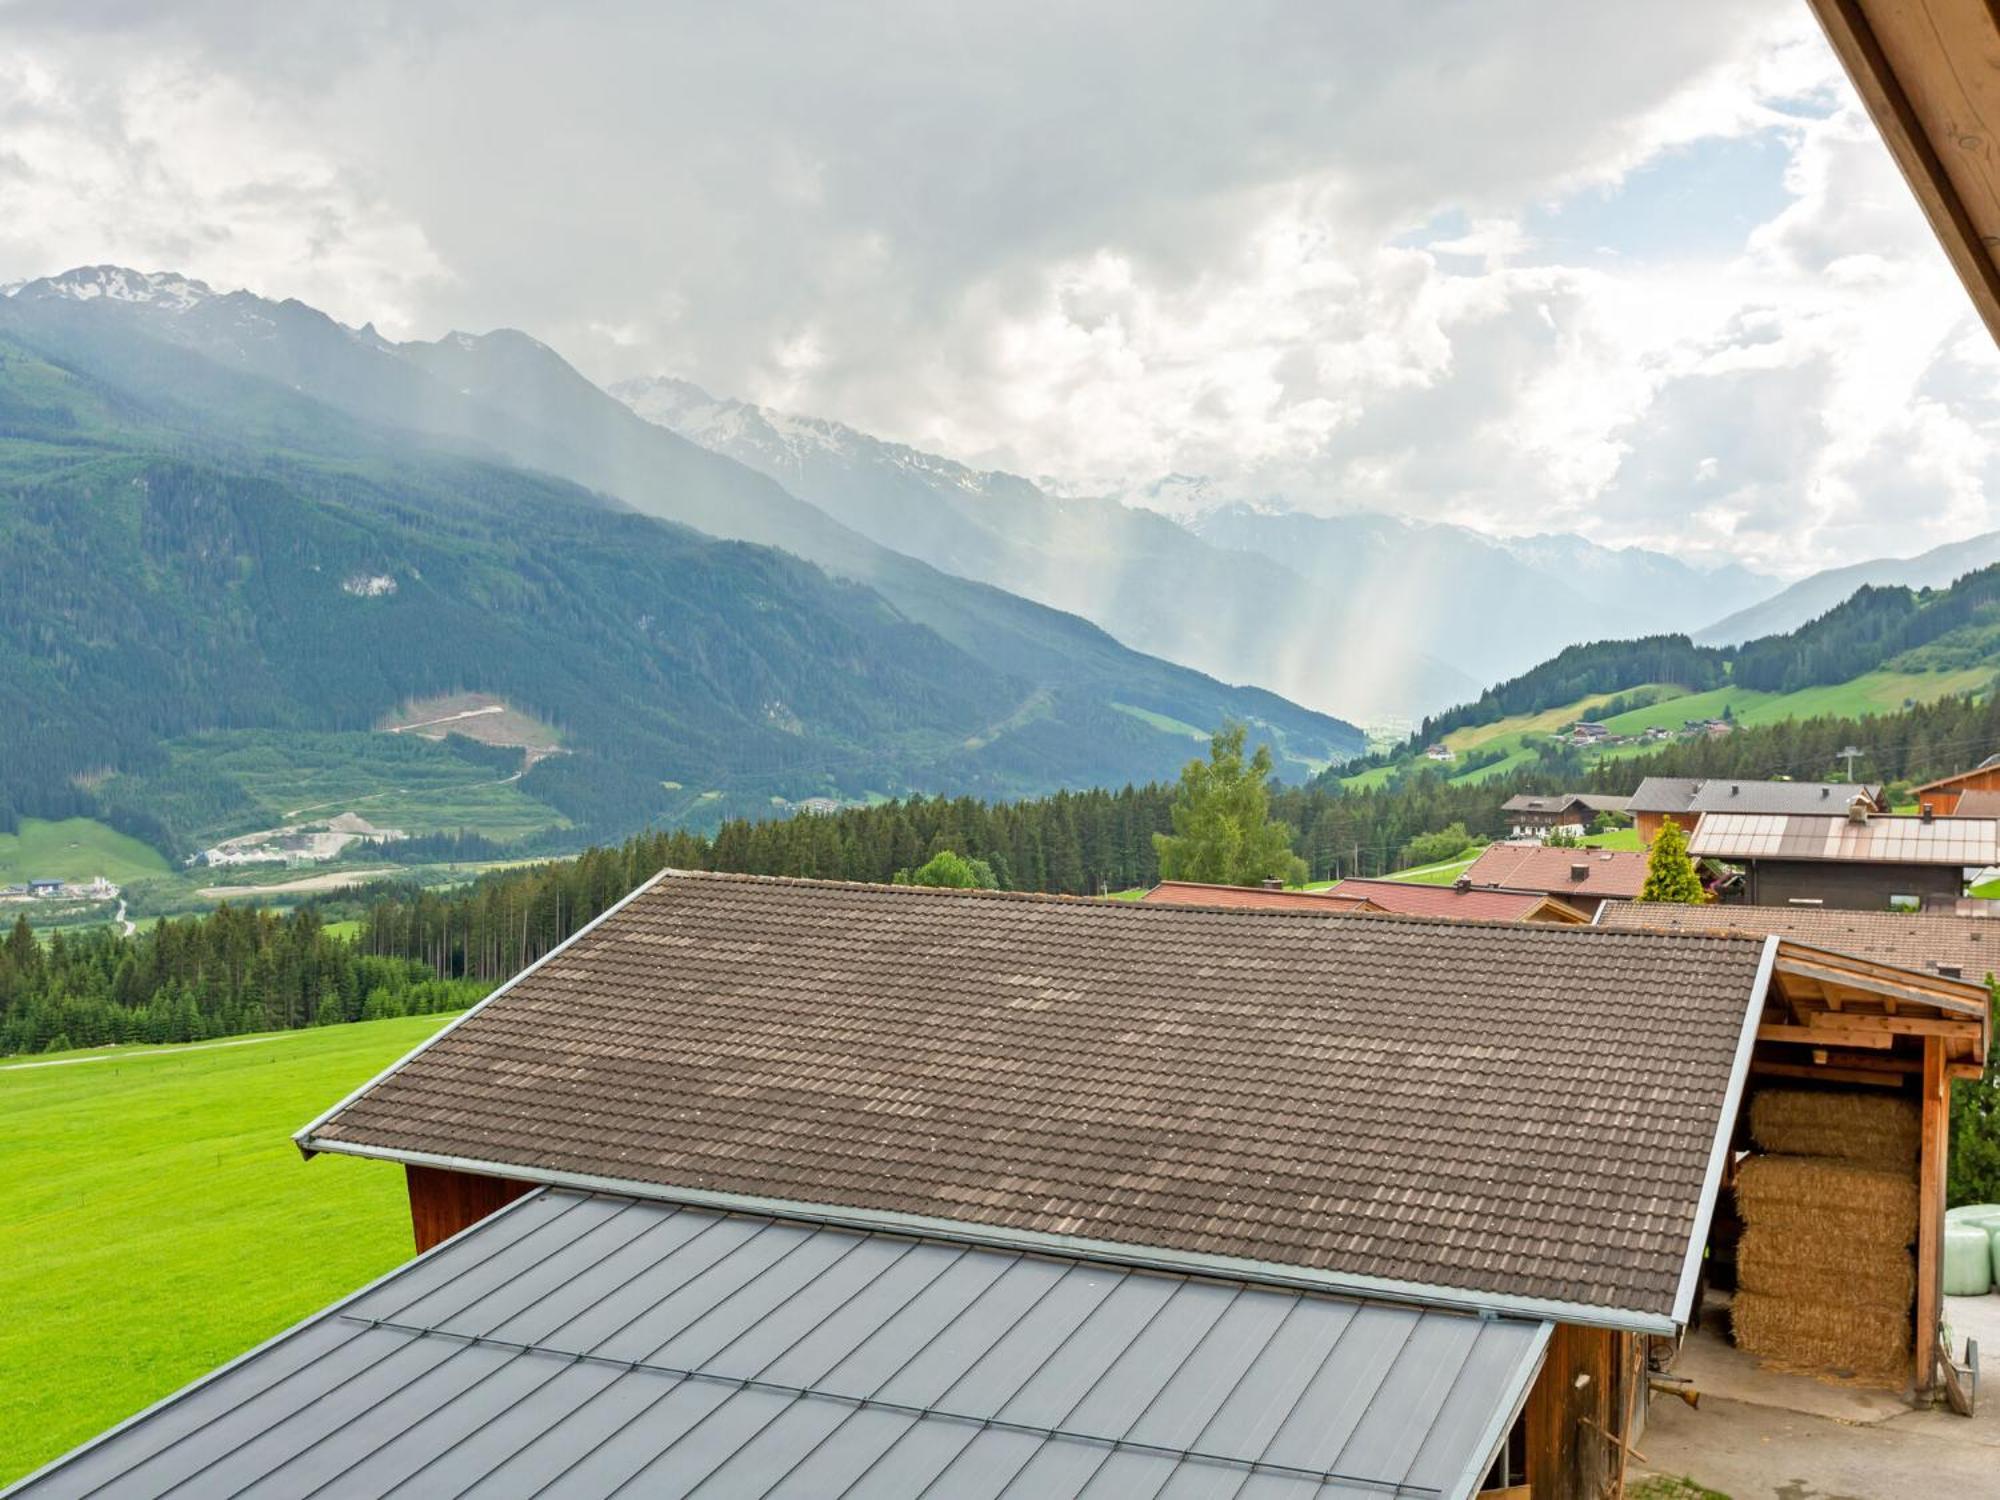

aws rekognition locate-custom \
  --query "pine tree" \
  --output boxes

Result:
[1638,816,1706,903]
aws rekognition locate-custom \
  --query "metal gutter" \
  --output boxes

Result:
[291,867,673,1154]
[0,1187,553,1498]
[1445,1318,1553,1500]
[293,1139,1680,1336]
[1669,931,1776,1328]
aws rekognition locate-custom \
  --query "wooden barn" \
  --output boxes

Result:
[16,873,1986,1498]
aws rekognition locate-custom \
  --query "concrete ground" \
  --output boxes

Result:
[1635,1292,2000,1498]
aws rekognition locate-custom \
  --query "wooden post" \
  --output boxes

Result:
[1915,1036,1948,1395]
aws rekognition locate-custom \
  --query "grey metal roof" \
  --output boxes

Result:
[1627,777,1704,814]
[1685,780,1883,815]
[9,1190,1549,1500]
[1689,812,2000,865]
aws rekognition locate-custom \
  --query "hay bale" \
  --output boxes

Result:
[1734,1155,1917,1246]
[1736,1224,1914,1311]
[1733,1289,1910,1382]
[1748,1089,1919,1171]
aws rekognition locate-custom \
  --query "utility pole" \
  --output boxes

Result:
[1838,744,1864,781]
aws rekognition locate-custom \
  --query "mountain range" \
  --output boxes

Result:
[0,267,1358,851]
[614,377,1774,718]
[1696,529,2000,645]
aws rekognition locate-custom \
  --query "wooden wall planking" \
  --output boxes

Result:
[405,1163,534,1253]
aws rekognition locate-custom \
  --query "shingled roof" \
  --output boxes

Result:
[299,871,1774,1329]
[1598,901,2000,983]
[1319,878,1589,923]
[1458,844,1648,902]
[1138,880,1379,912]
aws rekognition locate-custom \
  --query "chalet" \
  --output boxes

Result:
[25,879,63,897]
[31,871,1980,1499]
[1424,741,1454,762]
[1457,842,1648,920]
[1500,792,1630,839]
[1321,876,1590,923]
[1627,777,1887,844]
[1911,755,2000,816]
[1688,807,2000,912]
[1567,721,1613,745]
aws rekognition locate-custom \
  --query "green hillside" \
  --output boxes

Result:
[0,1014,459,1484]
[1344,571,2000,789]
[0,818,171,885]
[0,306,1358,862]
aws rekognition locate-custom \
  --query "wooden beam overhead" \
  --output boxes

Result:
[1750,1059,1910,1087]
[1806,0,2000,349]
[1758,1023,1895,1049]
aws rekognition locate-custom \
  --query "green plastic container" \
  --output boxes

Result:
[1992,1224,2000,1290]
[1947,1203,2000,1229]
[1946,1222,1993,1295]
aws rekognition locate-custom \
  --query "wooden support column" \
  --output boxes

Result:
[1915,1036,1948,1394]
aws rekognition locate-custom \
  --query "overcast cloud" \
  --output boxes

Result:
[2,0,1994,575]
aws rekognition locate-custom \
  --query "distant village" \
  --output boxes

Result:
[1423,711,1733,762]
[0,875,117,904]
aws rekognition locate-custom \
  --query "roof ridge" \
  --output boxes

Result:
[649,869,1762,938]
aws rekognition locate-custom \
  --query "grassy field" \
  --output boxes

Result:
[0,818,172,886]
[0,1014,461,1483]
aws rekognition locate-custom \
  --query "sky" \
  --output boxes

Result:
[2,0,1996,577]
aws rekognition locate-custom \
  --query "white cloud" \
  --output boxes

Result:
[0,0,1993,574]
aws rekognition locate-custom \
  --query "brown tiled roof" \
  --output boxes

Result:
[1322,878,1588,923]
[1138,880,1378,912]
[1599,901,2000,982]
[1949,790,2000,818]
[301,871,1771,1323]
[1461,843,1649,900]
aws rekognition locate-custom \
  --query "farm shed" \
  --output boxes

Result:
[30,872,1976,1497]
[1598,900,1991,1389]
[288,873,1782,1497]
[1688,810,2000,911]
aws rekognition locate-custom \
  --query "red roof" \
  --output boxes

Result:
[1323,878,1588,923]
[1460,843,1649,901]
[1137,881,1379,912]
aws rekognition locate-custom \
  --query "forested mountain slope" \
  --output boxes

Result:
[0,293,1355,856]
[1,269,1357,774]
[612,377,1483,716]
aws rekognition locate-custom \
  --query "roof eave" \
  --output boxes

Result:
[292,867,675,1156]
[1670,933,1777,1328]
[291,1137,1685,1336]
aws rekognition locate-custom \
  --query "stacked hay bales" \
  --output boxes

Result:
[1732,1089,1920,1381]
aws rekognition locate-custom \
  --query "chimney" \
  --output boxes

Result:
[1570,862,1590,882]
[1921,802,1935,822]
[1454,875,1472,892]
[1261,877,1283,891]
[1730,784,1740,796]
[1821,787,1830,799]
[1847,795,1871,825]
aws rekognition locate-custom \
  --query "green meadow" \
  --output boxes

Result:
[0,1013,461,1484]
[0,818,172,886]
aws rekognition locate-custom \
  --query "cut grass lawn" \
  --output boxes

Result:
[0,1013,461,1484]
[0,817,172,886]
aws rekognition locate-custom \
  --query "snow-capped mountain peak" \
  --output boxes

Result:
[15,265,217,312]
